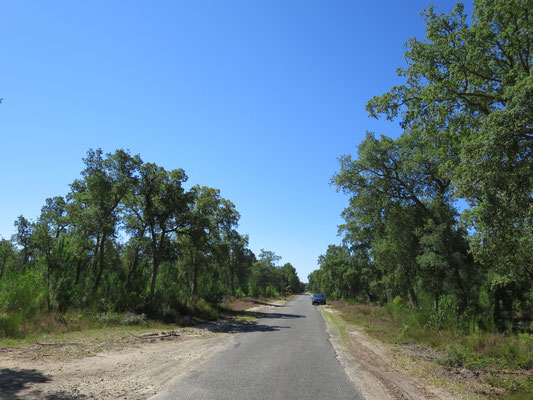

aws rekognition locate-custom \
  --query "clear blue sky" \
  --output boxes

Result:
[0,0,471,282]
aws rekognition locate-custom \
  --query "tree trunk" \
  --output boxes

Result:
[381,285,388,304]
[46,256,51,311]
[91,231,107,296]
[230,267,236,297]
[147,231,165,306]
[445,235,468,313]
[494,288,501,328]
[453,263,468,313]
[21,244,29,267]
[191,259,199,296]
[408,283,419,308]
[75,258,83,285]
[126,248,140,290]
[0,253,7,280]
[148,255,160,304]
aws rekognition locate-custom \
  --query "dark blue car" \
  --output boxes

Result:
[312,293,326,305]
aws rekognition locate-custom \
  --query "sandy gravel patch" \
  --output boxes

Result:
[0,299,290,400]
[1,329,230,399]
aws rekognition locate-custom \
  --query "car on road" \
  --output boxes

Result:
[312,293,326,305]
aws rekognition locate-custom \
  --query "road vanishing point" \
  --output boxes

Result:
[152,294,364,400]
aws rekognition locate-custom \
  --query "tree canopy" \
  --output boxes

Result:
[0,149,303,324]
[310,0,532,331]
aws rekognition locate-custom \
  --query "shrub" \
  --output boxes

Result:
[385,296,404,321]
[96,312,147,326]
[0,271,46,319]
[265,285,279,298]
[248,284,261,298]
[0,312,23,337]
[201,280,225,305]
[186,297,218,320]
[404,309,430,329]
[0,271,46,337]
[428,295,457,330]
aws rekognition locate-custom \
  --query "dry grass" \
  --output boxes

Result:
[325,300,533,399]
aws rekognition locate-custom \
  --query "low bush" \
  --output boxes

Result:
[265,285,280,298]
[444,333,533,370]
[0,271,46,319]
[427,296,458,331]
[327,299,533,397]
[0,271,47,337]
[384,296,404,321]
[96,312,147,327]
[0,312,23,337]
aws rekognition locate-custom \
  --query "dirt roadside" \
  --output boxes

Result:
[0,301,284,400]
[322,306,465,400]
[1,298,477,400]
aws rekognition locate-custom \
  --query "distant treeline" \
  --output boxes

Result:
[0,148,303,324]
[309,0,532,332]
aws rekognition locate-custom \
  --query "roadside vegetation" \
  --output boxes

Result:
[310,0,532,398]
[323,300,532,398]
[0,295,289,358]
[0,150,304,340]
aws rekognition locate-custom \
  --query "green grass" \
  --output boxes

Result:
[0,310,153,341]
[0,323,190,363]
[322,309,348,340]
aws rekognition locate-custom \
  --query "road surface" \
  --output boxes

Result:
[152,294,364,400]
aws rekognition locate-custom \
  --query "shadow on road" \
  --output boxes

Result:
[203,320,291,333]
[250,300,284,308]
[260,312,305,320]
[0,368,87,399]
[201,310,305,334]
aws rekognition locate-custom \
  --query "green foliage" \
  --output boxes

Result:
[96,312,147,327]
[0,313,23,337]
[403,310,430,331]
[328,299,533,396]
[0,271,45,319]
[247,252,300,298]
[200,278,226,305]
[0,149,303,337]
[265,285,280,298]
[186,298,218,319]
[427,296,458,331]
[443,333,533,371]
[385,296,404,321]
[309,245,369,301]
[247,283,261,298]
[0,271,46,337]
[0,239,17,279]
[311,0,532,333]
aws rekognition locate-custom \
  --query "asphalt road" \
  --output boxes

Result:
[152,294,364,400]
